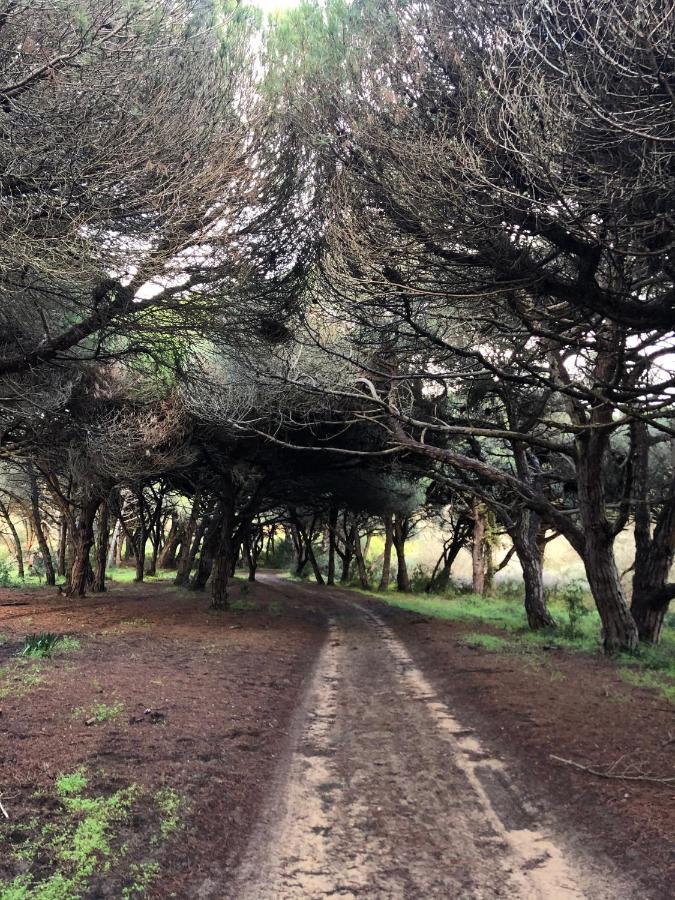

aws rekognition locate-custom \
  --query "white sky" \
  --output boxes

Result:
[250,0,300,12]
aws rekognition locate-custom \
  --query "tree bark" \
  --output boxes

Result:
[510,512,555,629]
[92,498,109,593]
[576,430,638,652]
[392,513,410,592]
[28,467,55,586]
[158,515,181,569]
[57,515,68,578]
[67,497,99,597]
[354,525,370,589]
[211,497,235,610]
[327,507,338,586]
[175,489,201,586]
[0,498,24,579]
[379,512,393,591]
[471,501,487,596]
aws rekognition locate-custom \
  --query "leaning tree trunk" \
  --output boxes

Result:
[92,499,110,593]
[158,516,182,569]
[379,512,393,591]
[57,516,68,578]
[190,511,221,591]
[392,513,411,593]
[28,469,56,586]
[67,498,99,597]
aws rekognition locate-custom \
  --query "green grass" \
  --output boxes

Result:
[462,632,510,652]
[0,768,182,899]
[352,585,675,703]
[106,567,175,584]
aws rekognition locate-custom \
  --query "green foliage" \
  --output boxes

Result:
[21,633,60,658]
[557,582,591,638]
[0,769,179,899]
[0,558,13,587]
[73,701,124,724]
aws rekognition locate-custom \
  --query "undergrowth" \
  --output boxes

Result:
[0,769,184,899]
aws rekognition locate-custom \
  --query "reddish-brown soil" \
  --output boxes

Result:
[0,577,325,897]
[1,574,673,898]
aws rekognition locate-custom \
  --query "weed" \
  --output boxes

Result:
[268,600,284,617]
[0,770,182,898]
[118,618,149,628]
[558,582,591,638]
[155,788,181,838]
[230,597,257,612]
[73,701,124,724]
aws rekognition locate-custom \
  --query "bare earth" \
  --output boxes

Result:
[231,576,633,900]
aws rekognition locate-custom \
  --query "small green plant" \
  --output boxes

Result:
[73,701,125,724]
[268,599,284,617]
[0,558,14,587]
[559,582,591,638]
[155,788,181,839]
[21,632,60,658]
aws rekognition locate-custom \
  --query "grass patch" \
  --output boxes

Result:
[351,585,675,702]
[462,632,510,652]
[0,768,182,899]
[73,701,124,725]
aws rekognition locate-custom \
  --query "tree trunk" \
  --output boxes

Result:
[630,422,675,643]
[158,516,182,569]
[190,512,220,591]
[0,499,24,579]
[379,512,393,591]
[577,432,638,652]
[211,501,234,610]
[471,501,486,597]
[392,513,410,592]
[28,467,56,586]
[67,498,99,597]
[510,512,555,630]
[354,526,370,589]
[243,534,256,582]
[327,507,338,586]
[57,516,68,577]
[107,519,121,570]
[92,499,109,593]
[175,490,202,586]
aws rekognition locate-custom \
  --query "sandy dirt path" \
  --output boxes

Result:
[229,575,634,900]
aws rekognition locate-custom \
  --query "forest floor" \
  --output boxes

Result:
[0,573,673,899]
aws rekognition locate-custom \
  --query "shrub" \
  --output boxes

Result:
[559,582,591,638]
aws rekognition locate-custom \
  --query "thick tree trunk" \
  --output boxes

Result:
[210,512,234,610]
[243,534,256,582]
[327,507,338,586]
[392,513,410,593]
[576,432,638,652]
[190,511,220,591]
[630,423,675,643]
[28,468,55,586]
[92,499,109,593]
[67,498,99,597]
[379,512,393,591]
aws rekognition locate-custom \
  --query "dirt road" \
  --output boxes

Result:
[230,575,632,900]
